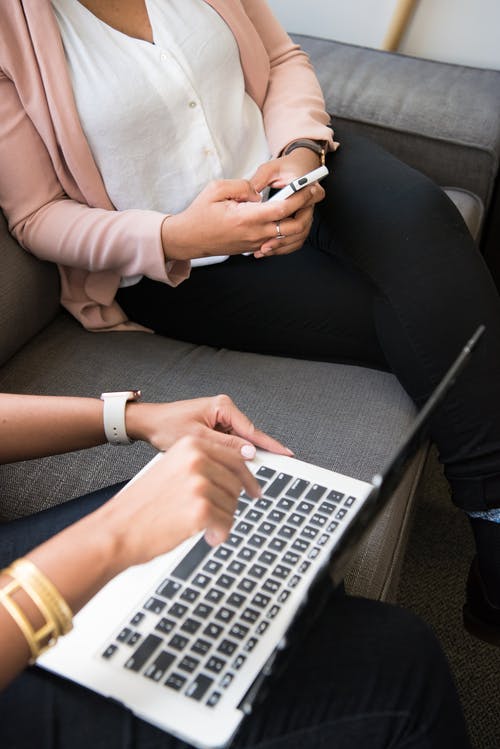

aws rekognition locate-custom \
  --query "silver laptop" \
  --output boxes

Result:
[39,327,483,749]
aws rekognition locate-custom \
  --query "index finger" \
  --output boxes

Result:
[212,397,294,457]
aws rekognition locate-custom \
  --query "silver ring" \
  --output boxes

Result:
[275,222,286,240]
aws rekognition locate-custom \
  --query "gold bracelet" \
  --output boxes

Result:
[8,559,73,636]
[0,578,60,663]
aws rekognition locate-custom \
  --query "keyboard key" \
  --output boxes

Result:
[248,533,267,549]
[288,575,301,589]
[193,603,214,619]
[228,623,249,640]
[269,537,287,553]
[257,466,275,479]
[286,478,309,499]
[181,618,202,635]
[124,634,162,672]
[248,563,267,578]
[277,525,296,540]
[192,638,212,656]
[291,538,310,553]
[203,560,222,575]
[256,621,269,636]
[305,484,327,502]
[327,489,344,503]
[205,588,225,604]
[214,545,233,561]
[238,577,257,593]
[258,521,276,536]
[237,547,257,562]
[178,655,200,673]
[262,578,281,594]
[155,617,176,635]
[227,560,246,576]
[265,473,293,498]
[130,612,145,626]
[156,579,181,599]
[207,691,222,707]
[283,551,300,566]
[216,574,236,590]
[267,605,280,620]
[317,534,330,546]
[226,533,244,548]
[278,590,291,604]
[206,656,226,674]
[233,654,246,670]
[246,509,264,523]
[301,525,319,540]
[180,587,200,604]
[344,496,357,507]
[171,537,212,581]
[318,501,336,515]
[258,550,278,566]
[128,632,141,646]
[296,501,314,515]
[204,623,224,640]
[235,499,249,517]
[215,607,235,624]
[327,521,339,533]
[145,650,176,681]
[218,638,238,656]
[192,574,211,589]
[308,547,321,560]
[102,644,118,659]
[227,592,246,608]
[144,597,166,615]
[273,565,291,580]
[252,593,271,608]
[117,627,132,643]
[255,498,273,511]
[277,497,294,511]
[244,637,258,652]
[268,510,285,524]
[220,672,234,689]
[169,603,188,619]
[310,513,328,528]
[165,673,186,691]
[241,607,260,624]
[169,634,189,651]
[298,561,311,574]
[235,521,254,536]
[335,508,348,520]
[186,674,214,701]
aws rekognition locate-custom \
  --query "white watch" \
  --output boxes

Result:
[100,390,141,446]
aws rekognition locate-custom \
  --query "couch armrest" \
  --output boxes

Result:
[293,35,500,214]
[0,211,60,367]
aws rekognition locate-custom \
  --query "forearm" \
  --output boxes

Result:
[0,507,120,689]
[0,394,107,463]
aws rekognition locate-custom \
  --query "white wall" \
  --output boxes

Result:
[267,0,500,70]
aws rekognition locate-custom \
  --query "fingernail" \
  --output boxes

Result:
[285,448,295,456]
[241,444,256,459]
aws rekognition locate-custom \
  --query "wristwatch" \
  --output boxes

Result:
[283,139,327,166]
[100,390,142,445]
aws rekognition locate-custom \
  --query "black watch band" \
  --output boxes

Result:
[283,139,326,166]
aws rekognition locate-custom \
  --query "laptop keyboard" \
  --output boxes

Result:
[100,464,358,708]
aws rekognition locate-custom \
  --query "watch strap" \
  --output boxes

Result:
[100,390,141,446]
[283,139,327,166]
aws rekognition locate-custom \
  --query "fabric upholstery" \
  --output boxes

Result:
[294,35,500,213]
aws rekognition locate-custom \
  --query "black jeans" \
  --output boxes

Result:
[117,133,500,513]
[0,487,470,749]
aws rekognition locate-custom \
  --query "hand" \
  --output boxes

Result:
[161,177,322,262]
[100,436,262,568]
[126,394,293,458]
[249,151,326,259]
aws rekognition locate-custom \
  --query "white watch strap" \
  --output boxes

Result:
[100,391,141,446]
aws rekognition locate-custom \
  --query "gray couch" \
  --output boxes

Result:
[1,37,500,602]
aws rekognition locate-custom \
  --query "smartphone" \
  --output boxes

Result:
[267,165,329,202]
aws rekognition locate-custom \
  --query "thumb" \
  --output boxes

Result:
[210,179,261,204]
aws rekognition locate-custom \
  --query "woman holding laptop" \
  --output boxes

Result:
[0,392,470,747]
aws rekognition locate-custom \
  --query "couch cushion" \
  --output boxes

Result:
[0,313,424,600]
[0,211,60,367]
[294,35,500,213]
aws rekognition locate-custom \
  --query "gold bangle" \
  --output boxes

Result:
[0,578,60,662]
[8,559,73,636]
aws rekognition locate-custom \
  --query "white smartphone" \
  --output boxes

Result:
[267,165,329,202]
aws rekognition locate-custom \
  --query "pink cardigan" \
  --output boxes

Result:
[0,0,334,331]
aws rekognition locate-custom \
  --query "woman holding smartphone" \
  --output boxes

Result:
[0,0,500,644]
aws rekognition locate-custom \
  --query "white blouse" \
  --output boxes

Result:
[50,0,271,272]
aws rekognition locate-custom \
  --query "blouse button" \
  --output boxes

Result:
[160,52,167,61]
[188,101,197,109]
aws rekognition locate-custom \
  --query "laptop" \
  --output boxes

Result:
[39,326,484,749]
